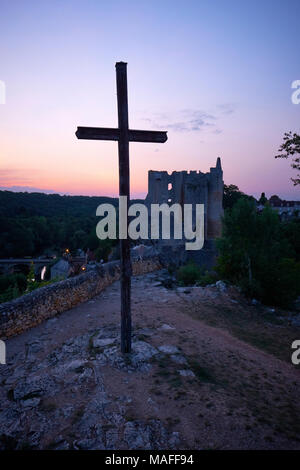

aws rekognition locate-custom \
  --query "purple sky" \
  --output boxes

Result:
[0,0,299,200]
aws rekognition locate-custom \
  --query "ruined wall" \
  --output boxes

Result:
[146,158,223,240]
[206,158,224,239]
[0,256,162,340]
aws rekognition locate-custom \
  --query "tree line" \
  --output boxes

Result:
[218,188,300,308]
[0,187,299,308]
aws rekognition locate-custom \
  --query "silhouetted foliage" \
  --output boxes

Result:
[0,191,138,259]
[258,192,267,205]
[223,184,255,210]
[177,262,203,286]
[0,273,27,302]
[217,199,300,307]
[275,131,300,185]
[0,191,124,301]
[0,191,120,218]
[176,262,218,287]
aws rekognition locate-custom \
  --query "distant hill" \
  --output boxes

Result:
[0,190,143,218]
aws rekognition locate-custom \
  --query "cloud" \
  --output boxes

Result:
[0,169,64,194]
[0,185,60,194]
[165,119,212,132]
[217,103,237,115]
[142,109,215,133]
[181,109,216,120]
[0,169,34,185]
[141,105,236,134]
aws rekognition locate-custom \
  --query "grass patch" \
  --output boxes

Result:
[188,359,216,384]
[87,332,104,357]
[185,301,300,362]
[167,376,182,389]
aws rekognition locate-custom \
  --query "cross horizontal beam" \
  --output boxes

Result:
[75,61,168,354]
[76,126,168,143]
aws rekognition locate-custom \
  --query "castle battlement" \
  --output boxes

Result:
[146,158,224,240]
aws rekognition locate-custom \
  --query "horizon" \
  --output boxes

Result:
[0,182,298,202]
[1,1,300,201]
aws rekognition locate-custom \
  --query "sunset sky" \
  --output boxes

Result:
[0,0,299,200]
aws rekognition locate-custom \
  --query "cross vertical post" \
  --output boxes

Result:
[75,62,167,354]
[116,62,131,353]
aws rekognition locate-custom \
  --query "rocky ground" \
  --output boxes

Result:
[0,269,299,450]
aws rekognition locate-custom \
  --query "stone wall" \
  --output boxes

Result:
[146,157,224,240]
[0,256,162,340]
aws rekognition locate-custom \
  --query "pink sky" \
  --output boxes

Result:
[0,1,299,201]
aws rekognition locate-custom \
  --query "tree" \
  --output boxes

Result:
[71,229,87,249]
[275,131,300,185]
[217,198,259,285]
[0,272,27,303]
[94,239,116,262]
[216,199,300,307]
[223,184,255,210]
[258,192,267,205]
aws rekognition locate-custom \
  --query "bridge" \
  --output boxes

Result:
[0,258,54,278]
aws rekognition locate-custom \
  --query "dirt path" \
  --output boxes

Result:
[0,271,299,450]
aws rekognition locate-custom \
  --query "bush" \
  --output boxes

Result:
[0,284,21,303]
[260,258,300,308]
[25,277,60,294]
[177,262,202,286]
[195,271,219,287]
[167,263,177,275]
[177,262,220,287]
[94,239,117,262]
[0,268,61,303]
[0,273,27,303]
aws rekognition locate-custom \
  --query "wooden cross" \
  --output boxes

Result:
[75,62,167,353]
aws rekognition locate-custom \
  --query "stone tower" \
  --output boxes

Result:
[145,158,224,241]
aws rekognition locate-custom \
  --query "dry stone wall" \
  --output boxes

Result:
[0,256,162,339]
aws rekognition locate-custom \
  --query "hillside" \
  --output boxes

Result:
[0,191,143,261]
[0,190,121,218]
[0,271,299,450]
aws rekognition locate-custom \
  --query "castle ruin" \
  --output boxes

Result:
[146,158,223,239]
